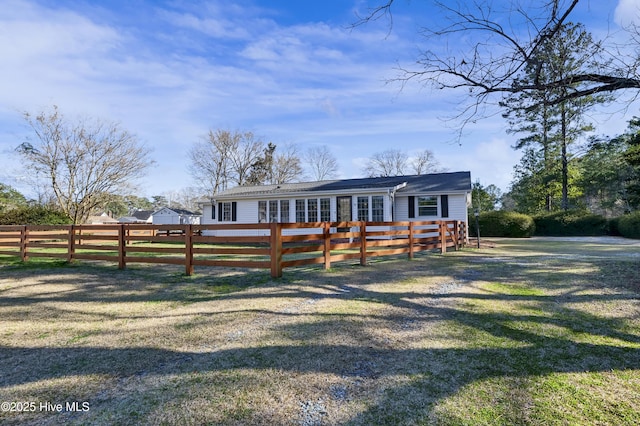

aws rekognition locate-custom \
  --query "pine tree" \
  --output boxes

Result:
[502,23,609,211]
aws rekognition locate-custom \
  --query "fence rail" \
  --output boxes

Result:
[0,220,466,277]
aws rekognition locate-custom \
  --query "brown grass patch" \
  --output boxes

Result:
[1,238,639,424]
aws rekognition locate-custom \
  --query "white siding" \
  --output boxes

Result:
[394,196,410,221]
[152,208,201,225]
[447,194,469,223]
[199,191,468,237]
[201,205,214,224]
[394,194,468,222]
[236,200,258,223]
[152,208,179,225]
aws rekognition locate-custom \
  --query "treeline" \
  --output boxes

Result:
[468,21,640,238]
[501,118,640,217]
[188,129,444,196]
[4,106,446,225]
[470,112,640,238]
[470,116,640,239]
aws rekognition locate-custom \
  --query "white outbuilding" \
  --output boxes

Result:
[151,207,201,225]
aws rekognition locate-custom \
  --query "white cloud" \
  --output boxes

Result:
[615,0,640,27]
[0,0,521,198]
[0,0,121,58]
[439,137,519,192]
[158,10,252,39]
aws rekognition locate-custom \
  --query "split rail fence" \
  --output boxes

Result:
[0,220,466,278]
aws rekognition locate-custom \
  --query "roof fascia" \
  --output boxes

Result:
[214,187,394,201]
[397,189,471,196]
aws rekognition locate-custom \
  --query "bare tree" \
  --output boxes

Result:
[17,106,153,224]
[357,1,640,136]
[363,149,408,177]
[272,144,304,185]
[188,129,235,195]
[410,149,445,174]
[170,187,205,212]
[304,145,339,181]
[228,132,265,186]
[188,130,265,193]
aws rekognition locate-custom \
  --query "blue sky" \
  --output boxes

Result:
[0,0,638,200]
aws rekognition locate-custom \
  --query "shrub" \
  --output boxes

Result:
[608,216,622,236]
[618,211,640,239]
[469,211,535,238]
[0,206,72,225]
[533,210,608,236]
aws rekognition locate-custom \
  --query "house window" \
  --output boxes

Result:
[219,202,236,222]
[357,196,369,221]
[257,200,290,223]
[280,200,289,223]
[308,199,318,222]
[293,198,330,223]
[372,196,384,221]
[418,196,438,216]
[269,200,278,222]
[223,202,232,221]
[295,199,306,223]
[258,201,267,222]
[320,198,330,222]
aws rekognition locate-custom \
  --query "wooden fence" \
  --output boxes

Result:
[0,220,466,278]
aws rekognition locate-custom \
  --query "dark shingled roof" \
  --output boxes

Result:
[214,171,471,198]
[131,210,154,220]
[154,207,199,216]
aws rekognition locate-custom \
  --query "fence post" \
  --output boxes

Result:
[323,222,331,270]
[463,221,468,246]
[270,222,282,278]
[118,224,126,270]
[67,225,76,263]
[185,224,194,276]
[408,222,414,259]
[360,221,367,266]
[20,225,28,262]
[440,221,447,254]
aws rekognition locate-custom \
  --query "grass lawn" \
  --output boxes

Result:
[0,237,639,425]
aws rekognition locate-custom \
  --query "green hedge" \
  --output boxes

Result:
[469,209,639,239]
[469,211,535,238]
[608,217,622,236]
[533,211,609,236]
[617,212,640,239]
[0,206,72,225]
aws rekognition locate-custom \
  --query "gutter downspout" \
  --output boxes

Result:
[389,182,407,221]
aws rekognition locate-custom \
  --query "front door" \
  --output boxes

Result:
[336,196,352,228]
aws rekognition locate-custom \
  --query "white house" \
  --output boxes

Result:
[86,213,118,225]
[199,172,472,235]
[118,210,154,224]
[152,207,201,225]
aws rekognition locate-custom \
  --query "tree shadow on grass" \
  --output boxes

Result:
[0,333,638,423]
[0,247,639,424]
